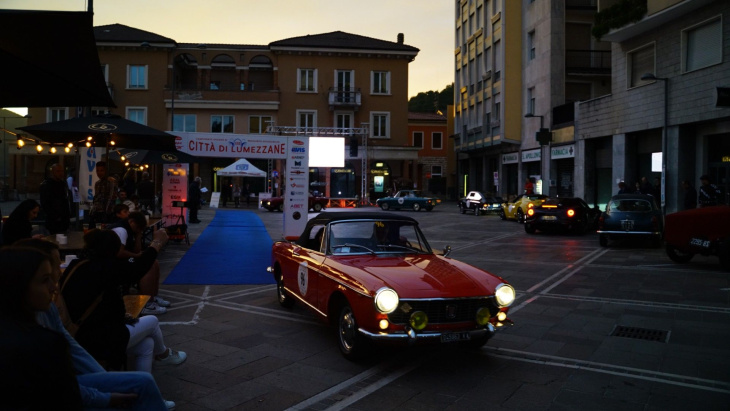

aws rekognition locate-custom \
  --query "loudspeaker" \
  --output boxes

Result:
[349,137,358,157]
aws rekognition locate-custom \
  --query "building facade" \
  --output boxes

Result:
[407,112,452,199]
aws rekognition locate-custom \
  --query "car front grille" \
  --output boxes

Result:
[387,297,497,324]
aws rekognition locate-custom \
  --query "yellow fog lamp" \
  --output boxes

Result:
[374,288,399,313]
[409,311,428,330]
[494,283,516,307]
[476,307,491,326]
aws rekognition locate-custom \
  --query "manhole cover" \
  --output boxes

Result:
[610,325,669,343]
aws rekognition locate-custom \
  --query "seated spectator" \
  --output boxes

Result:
[60,228,186,372]
[118,190,136,212]
[0,247,83,409]
[16,238,174,410]
[1,199,45,246]
[111,211,170,314]
[109,203,130,225]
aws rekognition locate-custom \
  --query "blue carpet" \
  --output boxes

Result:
[164,210,275,285]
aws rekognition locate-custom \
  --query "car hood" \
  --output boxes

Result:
[326,255,502,298]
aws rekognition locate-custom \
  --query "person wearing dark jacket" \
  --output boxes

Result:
[40,163,71,234]
[681,180,698,210]
[1,199,43,246]
[188,176,202,223]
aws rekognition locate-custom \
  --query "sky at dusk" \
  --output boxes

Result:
[3,0,455,115]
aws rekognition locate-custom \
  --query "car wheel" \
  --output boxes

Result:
[338,303,370,361]
[666,245,694,263]
[525,223,536,234]
[277,204,284,212]
[380,203,390,211]
[459,204,465,214]
[516,208,525,224]
[599,234,608,247]
[719,240,730,271]
[276,272,294,309]
[474,206,480,216]
[412,203,421,212]
[499,209,506,220]
[313,203,323,212]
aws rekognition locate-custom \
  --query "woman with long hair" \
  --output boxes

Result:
[1,198,43,246]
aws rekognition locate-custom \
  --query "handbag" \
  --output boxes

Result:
[57,260,104,337]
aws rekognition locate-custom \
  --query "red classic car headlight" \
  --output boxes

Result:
[494,283,516,307]
[374,288,399,314]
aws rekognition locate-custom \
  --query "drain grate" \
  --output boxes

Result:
[610,325,669,343]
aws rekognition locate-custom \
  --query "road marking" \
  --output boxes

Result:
[536,293,730,314]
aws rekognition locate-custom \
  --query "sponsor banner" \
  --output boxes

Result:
[551,144,575,159]
[79,147,105,210]
[162,164,189,226]
[502,152,519,165]
[522,148,541,163]
[173,132,288,159]
[284,137,309,238]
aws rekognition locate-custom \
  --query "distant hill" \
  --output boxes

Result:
[408,84,453,114]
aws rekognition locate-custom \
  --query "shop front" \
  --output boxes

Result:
[551,144,575,197]
[521,148,542,194]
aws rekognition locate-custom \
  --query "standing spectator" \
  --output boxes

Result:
[652,177,661,199]
[617,181,629,194]
[232,183,241,208]
[40,163,71,234]
[122,168,137,198]
[639,176,653,195]
[524,177,534,195]
[188,177,202,224]
[243,183,252,207]
[91,162,118,228]
[137,172,155,215]
[221,178,231,207]
[1,199,44,246]
[634,181,642,193]
[681,179,697,210]
[698,174,721,207]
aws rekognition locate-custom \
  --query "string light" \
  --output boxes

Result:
[50,147,57,154]
[67,142,74,148]
[85,141,92,148]
[120,155,126,161]
[17,136,25,149]
[64,146,71,153]
[36,143,43,153]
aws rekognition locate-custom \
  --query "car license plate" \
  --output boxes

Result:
[441,332,470,343]
[689,238,711,248]
[541,216,557,221]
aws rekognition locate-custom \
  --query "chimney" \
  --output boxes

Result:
[397,33,404,44]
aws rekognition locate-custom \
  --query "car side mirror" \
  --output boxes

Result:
[442,245,452,257]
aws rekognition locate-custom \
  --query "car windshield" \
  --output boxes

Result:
[328,220,432,255]
[608,199,654,212]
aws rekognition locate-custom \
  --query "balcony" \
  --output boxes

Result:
[565,50,611,75]
[552,102,575,127]
[164,87,280,109]
[328,88,362,110]
[566,0,597,10]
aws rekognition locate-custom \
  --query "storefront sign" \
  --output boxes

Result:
[551,144,575,159]
[522,149,541,163]
[173,132,288,159]
[502,152,519,164]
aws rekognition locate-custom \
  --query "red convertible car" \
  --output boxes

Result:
[268,212,516,360]
[664,205,730,270]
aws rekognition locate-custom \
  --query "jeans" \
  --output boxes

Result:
[126,315,167,373]
[78,371,168,411]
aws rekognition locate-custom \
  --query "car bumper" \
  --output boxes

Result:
[357,321,512,345]
[597,230,661,235]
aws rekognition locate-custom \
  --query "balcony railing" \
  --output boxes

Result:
[328,88,362,108]
[552,102,575,127]
[566,0,597,10]
[566,50,611,75]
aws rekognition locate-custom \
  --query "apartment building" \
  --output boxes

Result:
[576,0,730,212]
[26,25,419,200]
[407,111,452,198]
[454,0,609,199]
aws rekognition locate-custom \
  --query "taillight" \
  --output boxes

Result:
[528,203,534,209]
[567,209,575,217]
[528,208,534,216]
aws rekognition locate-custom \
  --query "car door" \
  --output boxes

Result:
[286,225,325,310]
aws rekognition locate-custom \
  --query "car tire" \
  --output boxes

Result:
[338,303,370,361]
[666,245,694,263]
[313,203,323,212]
[499,209,506,220]
[599,234,608,247]
[277,204,284,212]
[413,203,421,212]
[525,223,536,234]
[380,203,390,211]
[516,208,525,224]
[719,239,730,271]
[459,204,465,214]
[474,206,480,216]
[276,272,294,309]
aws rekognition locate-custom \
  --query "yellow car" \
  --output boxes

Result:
[500,194,550,223]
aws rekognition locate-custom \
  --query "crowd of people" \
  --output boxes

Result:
[1,162,187,409]
[616,174,724,210]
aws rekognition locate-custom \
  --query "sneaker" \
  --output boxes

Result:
[156,348,187,366]
[164,399,176,410]
[154,295,171,307]
[141,301,167,315]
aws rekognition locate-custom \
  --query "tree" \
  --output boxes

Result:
[408,84,453,114]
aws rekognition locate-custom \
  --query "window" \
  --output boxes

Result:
[431,165,442,177]
[127,108,146,125]
[371,112,390,139]
[248,116,271,133]
[297,69,317,92]
[371,71,390,94]
[432,132,443,150]
[413,131,424,148]
[173,114,196,132]
[127,65,147,89]
[49,108,67,122]
[683,16,722,73]
[212,115,234,133]
[297,110,316,132]
[627,43,655,88]
[527,87,536,115]
[528,31,535,60]
[335,112,353,134]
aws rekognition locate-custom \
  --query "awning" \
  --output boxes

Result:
[216,159,266,177]
[0,10,115,108]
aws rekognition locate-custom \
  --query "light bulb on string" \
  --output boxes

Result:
[50,147,57,154]
[64,146,71,153]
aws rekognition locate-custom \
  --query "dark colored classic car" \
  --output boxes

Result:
[268,212,516,360]
[664,205,730,270]
[597,194,663,247]
[376,190,440,212]
[524,197,600,234]
[261,192,328,212]
[500,194,550,223]
[458,191,503,215]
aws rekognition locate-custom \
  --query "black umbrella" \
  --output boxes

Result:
[107,148,198,165]
[19,114,176,151]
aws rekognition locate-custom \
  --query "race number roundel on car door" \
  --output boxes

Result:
[397,197,405,204]
[298,262,308,296]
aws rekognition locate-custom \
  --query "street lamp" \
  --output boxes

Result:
[641,72,668,215]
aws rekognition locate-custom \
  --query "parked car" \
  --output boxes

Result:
[597,194,663,247]
[524,197,600,234]
[458,191,503,215]
[376,190,440,211]
[268,212,516,360]
[261,192,328,212]
[500,194,550,223]
[664,205,730,270]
